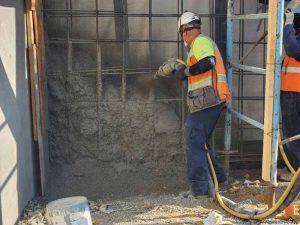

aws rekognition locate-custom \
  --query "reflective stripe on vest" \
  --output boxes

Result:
[281,55,300,92]
[281,66,300,73]
[217,74,227,83]
[188,73,213,91]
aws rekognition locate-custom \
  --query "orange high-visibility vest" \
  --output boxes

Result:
[187,35,231,105]
[281,55,300,92]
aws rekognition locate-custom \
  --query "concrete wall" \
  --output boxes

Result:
[0,1,38,224]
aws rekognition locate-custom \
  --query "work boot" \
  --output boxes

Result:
[278,167,293,182]
[178,190,208,199]
[219,180,229,187]
[278,172,293,182]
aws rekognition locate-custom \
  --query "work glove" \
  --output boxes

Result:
[154,58,187,79]
[174,63,189,81]
[285,9,294,26]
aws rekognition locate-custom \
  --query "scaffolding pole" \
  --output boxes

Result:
[225,0,284,188]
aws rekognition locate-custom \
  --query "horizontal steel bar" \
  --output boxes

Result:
[279,134,300,145]
[48,68,156,74]
[217,150,238,154]
[48,71,157,76]
[229,108,264,130]
[230,13,268,20]
[48,39,180,43]
[58,100,184,104]
[232,97,264,100]
[48,39,267,45]
[217,156,263,162]
[217,40,267,44]
[231,63,266,74]
[214,126,264,130]
[44,10,227,18]
[155,98,183,102]
[233,71,265,76]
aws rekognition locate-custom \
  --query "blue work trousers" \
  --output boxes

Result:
[281,91,300,170]
[185,103,226,195]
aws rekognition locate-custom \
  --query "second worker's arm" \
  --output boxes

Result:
[284,10,300,61]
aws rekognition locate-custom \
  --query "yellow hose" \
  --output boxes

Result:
[207,152,300,220]
[278,133,296,174]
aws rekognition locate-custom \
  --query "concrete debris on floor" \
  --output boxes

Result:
[19,191,299,225]
[18,172,299,225]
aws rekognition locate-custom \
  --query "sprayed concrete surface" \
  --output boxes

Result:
[47,69,189,199]
[46,31,188,199]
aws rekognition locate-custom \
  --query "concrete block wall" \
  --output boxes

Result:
[0,1,38,224]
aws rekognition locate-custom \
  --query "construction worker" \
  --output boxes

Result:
[279,2,300,181]
[155,12,230,197]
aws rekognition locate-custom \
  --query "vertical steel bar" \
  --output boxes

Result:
[67,0,72,83]
[121,0,128,102]
[96,0,102,150]
[271,0,284,185]
[224,0,233,176]
[237,0,242,162]
[210,0,215,153]
[211,0,215,39]
[240,0,245,161]
[180,0,185,149]
[240,0,244,161]
[114,0,124,40]
[149,0,154,101]
[67,0,72,156]
[209,0,212,38]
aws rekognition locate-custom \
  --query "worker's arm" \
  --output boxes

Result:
[187,36,216,75]
[187,56,216,75]
[174,36,215,80]
[283,24,300,61]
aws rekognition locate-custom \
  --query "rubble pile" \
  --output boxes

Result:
[19,200,47,225]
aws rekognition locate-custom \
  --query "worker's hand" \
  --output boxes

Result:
[285,9,294,26]
[154,58,186,78]
[174,64,189,81]
[225,95,231,107]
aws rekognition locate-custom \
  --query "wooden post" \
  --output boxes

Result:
[262,1,278,181]
[25,0,38,141]
[25,0,47,194]
[32,0,46,136]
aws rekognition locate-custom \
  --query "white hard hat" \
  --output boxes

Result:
[178,11,201,32]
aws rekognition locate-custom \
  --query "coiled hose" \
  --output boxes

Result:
[207,134,300,220]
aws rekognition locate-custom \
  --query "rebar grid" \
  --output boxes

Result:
[44,0,268,165]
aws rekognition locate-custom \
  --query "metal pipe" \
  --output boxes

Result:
[229,108,264,130]
[280,135,300,146]
[224,0,234,177]
[231,63,266,74]
[270,0,284,186]
[230,13,268,20]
